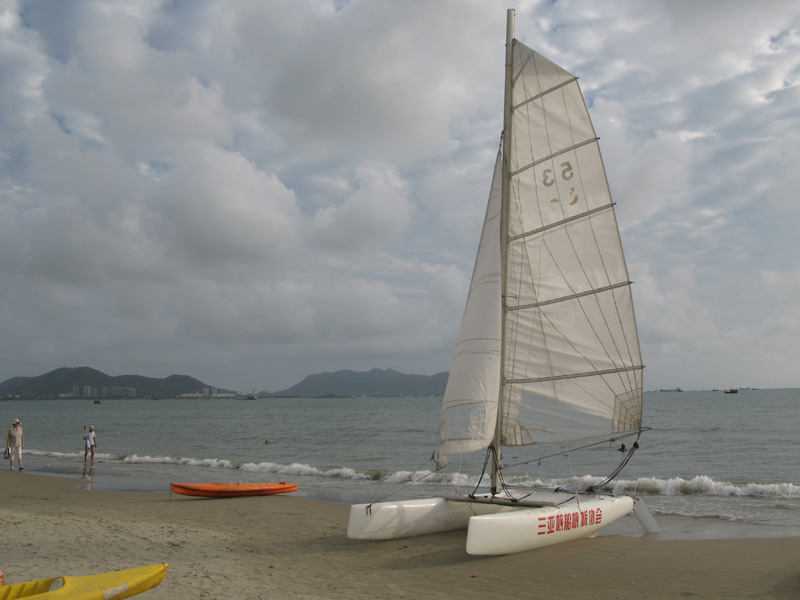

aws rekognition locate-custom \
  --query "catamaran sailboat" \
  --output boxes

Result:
[348,9,657,555]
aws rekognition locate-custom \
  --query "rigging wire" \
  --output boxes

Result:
[362,456,445,511]
[362,429,451,510]
[469,447,534,503]
[466,428,648,501]
[500,427,649,470]
[364,425,647,512]
[584,438,641,492]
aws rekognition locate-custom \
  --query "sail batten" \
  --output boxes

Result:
[509,280,633,311]
[512,76,579,111]
[509,201,613,241]
[507,364,643,385]
[510,137,598,177]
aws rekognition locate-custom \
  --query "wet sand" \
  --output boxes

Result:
[1,470,799,599]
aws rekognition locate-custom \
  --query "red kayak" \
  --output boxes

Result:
[170,482,298,497]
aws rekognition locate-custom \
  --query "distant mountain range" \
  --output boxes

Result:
[0,367,209,399]
[1,367,449,399]
[271,368,449,397]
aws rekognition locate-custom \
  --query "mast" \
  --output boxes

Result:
[491,7,514,495]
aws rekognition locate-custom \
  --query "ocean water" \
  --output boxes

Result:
[3,388,799,534]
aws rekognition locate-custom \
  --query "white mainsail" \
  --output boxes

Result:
[438,37,644,467]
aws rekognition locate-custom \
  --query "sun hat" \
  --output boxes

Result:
[89,425,94,429]
[11,418,20,424]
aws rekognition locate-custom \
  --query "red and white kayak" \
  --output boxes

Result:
[169,482,297,498]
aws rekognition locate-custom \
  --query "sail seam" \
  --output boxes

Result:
[507,365,643,384]
[509,202,613,242]
[508,281,632,311]
[510,137,597,177]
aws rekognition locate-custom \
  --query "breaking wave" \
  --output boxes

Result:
[26,449,800,500]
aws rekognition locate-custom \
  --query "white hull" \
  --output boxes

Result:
[347,497,516,540]
[348,494,634,555]
[466,495,633,555]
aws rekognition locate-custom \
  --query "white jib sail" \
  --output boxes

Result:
[438,41,643,467]
[438,151,504,465]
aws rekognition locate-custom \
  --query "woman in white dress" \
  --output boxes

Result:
[6,418,23,471]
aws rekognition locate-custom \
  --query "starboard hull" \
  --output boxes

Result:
[465,495,634,555]
[170,482,297,497]
[0,563,167,600]
[347,495,634,555]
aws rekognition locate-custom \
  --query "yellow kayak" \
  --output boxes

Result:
[0,563,167,600]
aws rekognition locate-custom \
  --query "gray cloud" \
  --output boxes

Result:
[2,0,800,392]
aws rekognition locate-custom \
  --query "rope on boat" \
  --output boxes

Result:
[584,439,640,492]
[468,447,534,504]
[362,454,447,514]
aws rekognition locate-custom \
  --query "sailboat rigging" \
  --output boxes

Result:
[347,9,657,555]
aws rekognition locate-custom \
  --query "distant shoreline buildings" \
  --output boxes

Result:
[59,385,137,399]
[178,387,236,398]
[56,385,232,399]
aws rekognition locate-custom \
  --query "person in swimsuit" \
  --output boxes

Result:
[84,425,98,461]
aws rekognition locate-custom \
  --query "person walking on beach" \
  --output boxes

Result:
[83,425,98,461]
[6,418,23,471]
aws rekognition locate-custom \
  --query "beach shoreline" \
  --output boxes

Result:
[2,470,799,599]
[22,452,800,541]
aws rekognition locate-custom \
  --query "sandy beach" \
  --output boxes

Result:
[1,470,799,599]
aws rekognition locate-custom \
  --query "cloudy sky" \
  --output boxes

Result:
[1,0,799,393]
